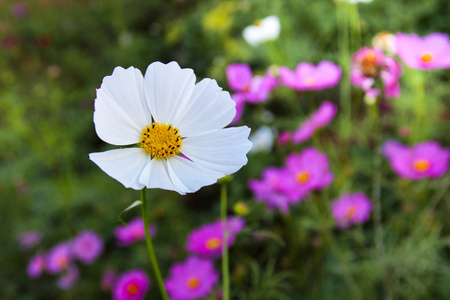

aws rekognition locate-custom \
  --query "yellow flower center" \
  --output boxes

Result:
[296,171,310,184]
[205,237,222,250]
[361,51,378,77]
[305,77,315,86]
[420,52,433,63]
[186,277,200,289]
[254,19,262,27]
[413,159,430,172]
[140,122,182,160]
[126,283,139,295]
[345,206,357,219]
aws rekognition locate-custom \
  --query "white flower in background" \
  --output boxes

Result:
[249,126,275,153]
[372,31,396,54]
[243,15,280,47]
[89,62,252,194]
[343,0,373,3]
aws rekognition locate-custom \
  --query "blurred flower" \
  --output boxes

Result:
[89,61,252,194]
[395,33,450,70]
[277,131,292,145]
[27,253,46,279]
[11,3,28,18]
[351,47,402,99]
[249,126,275,153]
[382,140,450,180]
[71,230,103,264]
[165,256,219,300]
[102,269,117,291]
[18,230,42,251]
[372,31,396,53]
[46,242,72,274]
[113,269,150,300]
[249,167,304,213]
[331,192,372,228]
[292,101,338,144]
[279,61,341,91]
[114,217,156,247]
[233,202,249,216]
[230,93,246,125]
[46,65,62,79]
[243,16,280,47]
[186,217,245,258]
[285,148,334,194]
[1,35,19,49]
[57,265,79,290]
[226,64,278,104]
[36,35,52,49]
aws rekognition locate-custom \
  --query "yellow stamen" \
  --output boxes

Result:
[305,77,315,86]
[126,283,139,295]
[254,19,262,26]
[296,171,310,184]
[413,159,430,172]
[56,256,68,268]
[205,237,222,250]
[345,206,357,218]
[420,52,433,63]
[186,277,200,289]
[361,51,378,77]
[140,122,182,160]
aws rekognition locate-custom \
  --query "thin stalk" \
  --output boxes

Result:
[141,189,169,300]
[221,182,230,300]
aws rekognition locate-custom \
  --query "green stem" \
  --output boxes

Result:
[221,182,230,300]
[141,189,169,300]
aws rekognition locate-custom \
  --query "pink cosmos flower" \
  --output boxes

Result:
[186,217,245,258]
[350,47,402,99]
[102,269,117,291]
[292,101,337,143]
[46,242,72,274]
[277,131,292,145]
[382,140,450,180]
[11,3,28,18]
[114,218,156,247]
[395,33,450,70]
[18,230,42,251]
[331,192,372,229]
[57,265,79,290]
[249,167,304,213]
[113,270,150,300]
[71,230,104,264]
[226,64,278,103]
[165,256,219,300]
[27,253,46,279]
[279,61,341,91]
[285,148,333,194]
[230,93,246,125]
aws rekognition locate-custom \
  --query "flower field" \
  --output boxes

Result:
[1,0,449,299]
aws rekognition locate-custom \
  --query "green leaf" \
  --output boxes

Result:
[117,200,142,227]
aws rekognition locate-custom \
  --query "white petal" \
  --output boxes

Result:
[175,78,236,137]
[89,148,149,190]
[166,156,224,194]
[138,159,180,193]
[143,61,196,125]
[94,66,150,145]
[181,126,253,174]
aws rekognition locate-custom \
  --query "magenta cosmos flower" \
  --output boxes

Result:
[165,256,219,300]
[226,64,278,104]
[27,253,46,279]
[285,148,333,194]
[18,230,42,251]
[292,101,337,143]
[395,33,450,70]
[46,242,72,274]
[186,217,245,258]
[71,230,104,264]
[114,217,156,246]
[57,265,79,290]
[350,47,402,99]
[113,269,150,300]
[249,167,304,213]
[331,192,372,229]
[279,61,341,91]
[382,140,450,180]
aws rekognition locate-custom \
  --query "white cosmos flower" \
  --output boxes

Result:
[89,61,252,195]
[249,126,274,154]
[243,15,280,47]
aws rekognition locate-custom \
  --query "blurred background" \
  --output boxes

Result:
[0,0,449,299]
